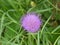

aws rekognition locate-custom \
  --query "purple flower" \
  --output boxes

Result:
[21,12,42,33]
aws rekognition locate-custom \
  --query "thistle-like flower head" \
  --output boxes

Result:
[21,12,42,33]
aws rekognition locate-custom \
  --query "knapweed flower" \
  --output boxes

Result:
[21,12,42,33]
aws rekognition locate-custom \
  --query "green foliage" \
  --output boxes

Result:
[0,0,60,45]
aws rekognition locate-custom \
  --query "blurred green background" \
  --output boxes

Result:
[0,0,60,45]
